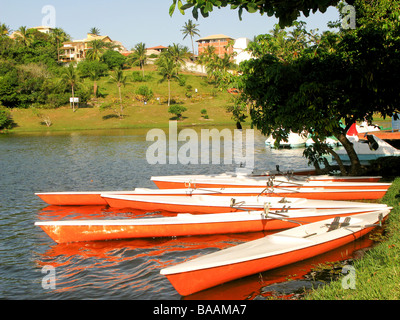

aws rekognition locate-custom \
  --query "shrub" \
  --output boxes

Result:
[168,104,187,120]
[0,107,16,130]
[135,85,154,102]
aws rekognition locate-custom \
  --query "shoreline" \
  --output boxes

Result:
[305,177,400,300]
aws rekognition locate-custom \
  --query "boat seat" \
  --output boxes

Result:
[327,216,352,231]
[327,217,340,231]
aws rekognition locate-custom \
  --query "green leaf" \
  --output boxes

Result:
[169,1,177,16]
[204,1,213,13]
[192,6,199,19]
[177,0,185,14]
[246,3,258,13]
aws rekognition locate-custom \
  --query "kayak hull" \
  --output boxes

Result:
[161,211,389,296]
[35,186,388,206]
[35,208,384,244]
[163,226,372,296]
[102,194,388,214]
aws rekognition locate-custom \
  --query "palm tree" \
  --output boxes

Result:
[0,22,11,37]
[61,64,81,112]
[15,26,33,47]
[86,39,106,61]
[88,68,102,98]
[216,52,236,73]
[181,19,200,59]
[51,28,70,62]
[109,68,128,118]
[89,27,101,35]
[156,54,180,106]
[197,45,218,80]
[129,42,147,78]
[166,43,190,74]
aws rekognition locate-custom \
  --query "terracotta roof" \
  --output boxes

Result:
[146,45,168,50]
[196,34,234,42]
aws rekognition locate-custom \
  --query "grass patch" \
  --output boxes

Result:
[8,66,240,133]
[304,177,400,300]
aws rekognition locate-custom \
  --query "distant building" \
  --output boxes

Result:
[232,37,253,64]
[59,33,128,63]
[9,26,54,39]
[196,34,234,58]
[196,34,252,65]
[31,26,54,34]
[146,45,168,56]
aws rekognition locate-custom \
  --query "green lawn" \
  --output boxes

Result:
[9,65,240,133]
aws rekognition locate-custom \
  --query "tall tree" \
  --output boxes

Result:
[156,54,180,106]
[129,42,147,78]
[166,43,189,73]
[235,1,400,175]
[51,28,70,62]
[181,19,200,58]
[109,68,128,118]
[61,64,81,112]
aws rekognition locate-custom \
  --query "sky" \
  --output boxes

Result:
[0,0,340,51]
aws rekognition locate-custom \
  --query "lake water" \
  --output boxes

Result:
[0,126,373,300]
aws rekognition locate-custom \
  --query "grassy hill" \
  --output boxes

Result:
[9,65,240,133]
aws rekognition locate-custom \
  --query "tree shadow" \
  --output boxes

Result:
[169,116,188,121]
[102,114,120,120]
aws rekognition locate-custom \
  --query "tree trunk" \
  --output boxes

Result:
[118,85,123,119]
[168,79,171,106]
[336,132,363,175]
[71,85,75,112]
[191,36,195,59]
[93,80,98,98]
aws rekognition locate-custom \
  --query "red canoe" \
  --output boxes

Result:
[160,209,389,296]
[102,194,389,214]
[34,207,388,244]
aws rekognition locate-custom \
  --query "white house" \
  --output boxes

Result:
[233,37,253,65]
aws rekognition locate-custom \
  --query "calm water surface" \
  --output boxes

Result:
[0,127,368,300]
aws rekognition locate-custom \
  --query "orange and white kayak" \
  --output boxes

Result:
[151,174,388,189]
[34,207,388,244]
[161,209,390,296]
[35,184,389,206]
[102,194,388,214]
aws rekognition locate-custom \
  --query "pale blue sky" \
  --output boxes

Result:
[0,0,340,50]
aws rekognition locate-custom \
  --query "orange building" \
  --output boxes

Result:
[196,34,234,58]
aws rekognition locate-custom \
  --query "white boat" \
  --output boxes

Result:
[160,209,390,296]
[35,185,389,206]
[150,174,389,189]
[336,134,400,162]
[102,194,389,214]
[305,137,341,147]
[265,131,308,148]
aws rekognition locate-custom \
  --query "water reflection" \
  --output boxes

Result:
[1,127,363,300]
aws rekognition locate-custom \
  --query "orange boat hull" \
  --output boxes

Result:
[38,212,362,244]
[152,180,387,190]
[36,193,108,206]
[165,227,373,296]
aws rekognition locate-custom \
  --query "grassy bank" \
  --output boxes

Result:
[8,66,238,133]
[305,177,400,300]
